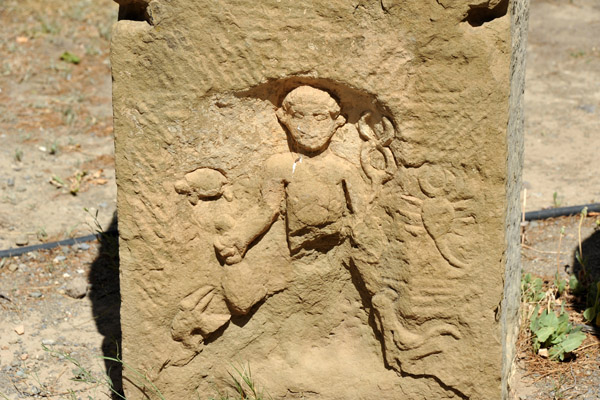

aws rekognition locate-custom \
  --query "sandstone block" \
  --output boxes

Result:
[111,0,529,398]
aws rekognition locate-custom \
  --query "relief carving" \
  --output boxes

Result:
[170,85,474,375]
[402,164,482,272]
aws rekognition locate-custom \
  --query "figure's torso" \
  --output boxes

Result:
[284,155,350,252]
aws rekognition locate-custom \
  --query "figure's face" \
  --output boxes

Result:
[277,102,345,153]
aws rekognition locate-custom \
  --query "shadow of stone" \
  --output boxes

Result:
[88,215,122,398]
[571,229,600,337]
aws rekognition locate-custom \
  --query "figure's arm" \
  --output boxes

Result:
[343,166,387,266]
[342,170,366,217]
[215,161,287,265]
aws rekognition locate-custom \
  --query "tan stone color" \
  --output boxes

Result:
[111,0,528,398]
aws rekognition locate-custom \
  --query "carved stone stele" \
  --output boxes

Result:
[111,1,528,398]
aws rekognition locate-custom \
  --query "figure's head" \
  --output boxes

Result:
[276,86,346,153]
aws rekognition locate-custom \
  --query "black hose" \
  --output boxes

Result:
[0,230,118,259]
[524,203,600,221]
[1,202,599,258]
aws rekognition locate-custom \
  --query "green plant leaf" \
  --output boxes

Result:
[539,309,558,327]
[569,275,579,292]
[60,51,81,64]
[557,279,566,296]
[548,346,565,361]
[533,278,543,292]
[529,305,541,331]
[535,326,555,342]
[558,330,586,354]
[583,306,597,323]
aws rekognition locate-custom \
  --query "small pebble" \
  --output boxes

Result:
[8,264,18,272]
[20,353,28,361]
[15,370,25,378]
[15,236,29,246]
[578,104,596,114]
[65,277,88,299]
[38,146,47,152]
[53,255,66,263]
[29,291,42,298]
[76,243,90,251]
[7,177,15,187]
[76,269,85,274]
[14,325,25,335]
[41,339,55,346]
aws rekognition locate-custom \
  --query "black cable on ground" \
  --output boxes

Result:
[524,203,600,221]
[0,229,118,259]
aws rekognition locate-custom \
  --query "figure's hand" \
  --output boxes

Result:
[214,235,244,265]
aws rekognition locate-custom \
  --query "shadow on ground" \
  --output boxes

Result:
[571,229,600,337]
[88,215,123,398]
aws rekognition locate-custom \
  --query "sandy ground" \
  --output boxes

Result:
[523,0,600,211]
[0,0,118,250]
[0,0,599,398]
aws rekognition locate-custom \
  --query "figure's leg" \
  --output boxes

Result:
[222,260,269,315]
[222,219,292,315]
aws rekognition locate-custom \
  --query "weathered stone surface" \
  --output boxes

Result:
[111,1,528,399]
[504,0,530,398]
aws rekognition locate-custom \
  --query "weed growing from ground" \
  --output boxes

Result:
[14,148,23,162]
[582,282,600,326]
[43,345,166,400]
[552,191,562,208]
[521,273,544,304]
[529,303,586,361]
[521,273,586,361]
[60,51,81,65]
[568,207,600,327]
[206,364,271,400]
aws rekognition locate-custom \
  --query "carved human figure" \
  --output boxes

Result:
[171,85,460,369]
[215,86,361,264]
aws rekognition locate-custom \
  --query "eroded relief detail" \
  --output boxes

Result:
[400,164,482,273]
[174,168,231,204]
[170,85,478,376]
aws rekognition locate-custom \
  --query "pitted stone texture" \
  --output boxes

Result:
[504,0,529,398]
[112,1,527,399]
